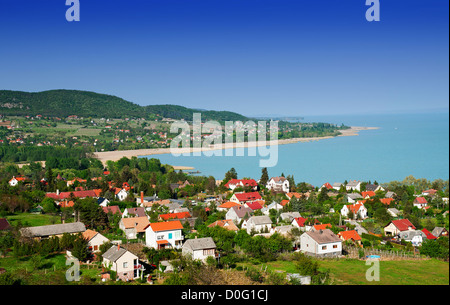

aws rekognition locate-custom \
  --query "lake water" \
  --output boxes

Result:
[142,112,449,186]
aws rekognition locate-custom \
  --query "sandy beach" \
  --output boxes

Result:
[93,126,379,166]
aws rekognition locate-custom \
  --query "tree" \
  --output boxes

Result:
[260,167,269,187]
[224,168,237,182]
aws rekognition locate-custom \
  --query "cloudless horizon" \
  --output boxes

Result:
[0,0,448,116]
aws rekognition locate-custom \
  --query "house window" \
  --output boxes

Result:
[123,262,128,268]
[333,245,337,249]
[322,245,327,250]
[168,233,173,239]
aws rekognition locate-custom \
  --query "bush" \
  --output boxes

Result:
[245,268,264,283]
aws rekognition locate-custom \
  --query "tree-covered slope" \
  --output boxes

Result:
[0,89,249,121]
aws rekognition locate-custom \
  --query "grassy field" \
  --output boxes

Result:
[239,258,449,285]
[5,213,63,227]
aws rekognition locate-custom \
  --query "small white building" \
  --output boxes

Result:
[145,220,184,250]
[299,229,342,257]
[346,180,362,192]
[182,237,217,262]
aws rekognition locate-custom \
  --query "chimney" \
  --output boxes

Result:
[117,244,120,251]
[319,229,323,234]
[141,191,144,204]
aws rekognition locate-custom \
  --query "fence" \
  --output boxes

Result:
[343,247,427,260]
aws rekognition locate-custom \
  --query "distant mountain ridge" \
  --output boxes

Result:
[0,89,249,122]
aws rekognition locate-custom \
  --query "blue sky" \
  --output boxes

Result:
[0,0,448,116]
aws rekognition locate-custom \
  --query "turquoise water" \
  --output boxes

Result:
[142,112,449,186]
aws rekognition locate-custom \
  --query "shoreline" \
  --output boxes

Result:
[93,126,379,166]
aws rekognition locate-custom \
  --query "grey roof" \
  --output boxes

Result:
[248,215,272,225]
[280,212,301,221]
[274,225,294,234]
[431,227,447,237]
[102,245,135,262]
[400,230,426,240]
[304,229,341,244]
[182,237,216,251]
[230,205,252,218]
[333,182,343,187]
[347,193,363,200]
[347,180,361,187]
[385,191,396,198]
[20,222,86,237]
[365,184,378,192]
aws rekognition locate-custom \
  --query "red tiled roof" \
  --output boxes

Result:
[338,230,361,241]
[415,197,427,204]
[159,212,191,221]
[380,198,394,205]
[46,190,98,200]
[391,219,416,231]
[234,192,262,202]
[102,205,122,215]
[225,179,257,188]
[280,199,289,206]
[422,228,437,240]
[293,217,308,227]
[314,223,332,230]
[361,191,375,198]
[245,201,263,210]
[148,220,183,232]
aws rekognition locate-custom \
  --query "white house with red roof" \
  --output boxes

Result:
[145,220,184,250]
[413,197,428,209]
[384,219,416,236]
[340,203,368,219]
[224,179,258,191]
[9,176,27,187]
[229,191,262,204]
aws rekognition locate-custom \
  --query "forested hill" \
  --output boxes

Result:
[0,89,249,122]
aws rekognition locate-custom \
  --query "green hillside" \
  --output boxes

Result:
[0,89,249,122]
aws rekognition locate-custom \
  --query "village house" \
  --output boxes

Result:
[225,205,253,224]
[145,220,184,250]
[413,197,428,210]
[8,176,27,187]
[338,230,362,246]
[280,211,302,223]
[229,191,262,204]
[332,182,343,191]
[266,176,290,193]
[217,201,241,212]
[291,217,312,232]
[82,229,110,253]
[102,205,122,216]
[245,201,264,213]
[114,188,129,201]
[431,227,449,238]
[122,207,147,218]
[341,202,368,219]
[182,237,217,262]
[365,184,384,192]
[158,211,191,221]
[399,230,427,246]
[102,245,143,281]
[299,229,342,257]
[384,219,416,237]
[319,182,333,191]
[346,180,362,192]
[422,189,438,197]
[346,193,363,204]
[245,215,273,234]
[119,217,150,239]
[261,201,283,216]
[224,179,258,191]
